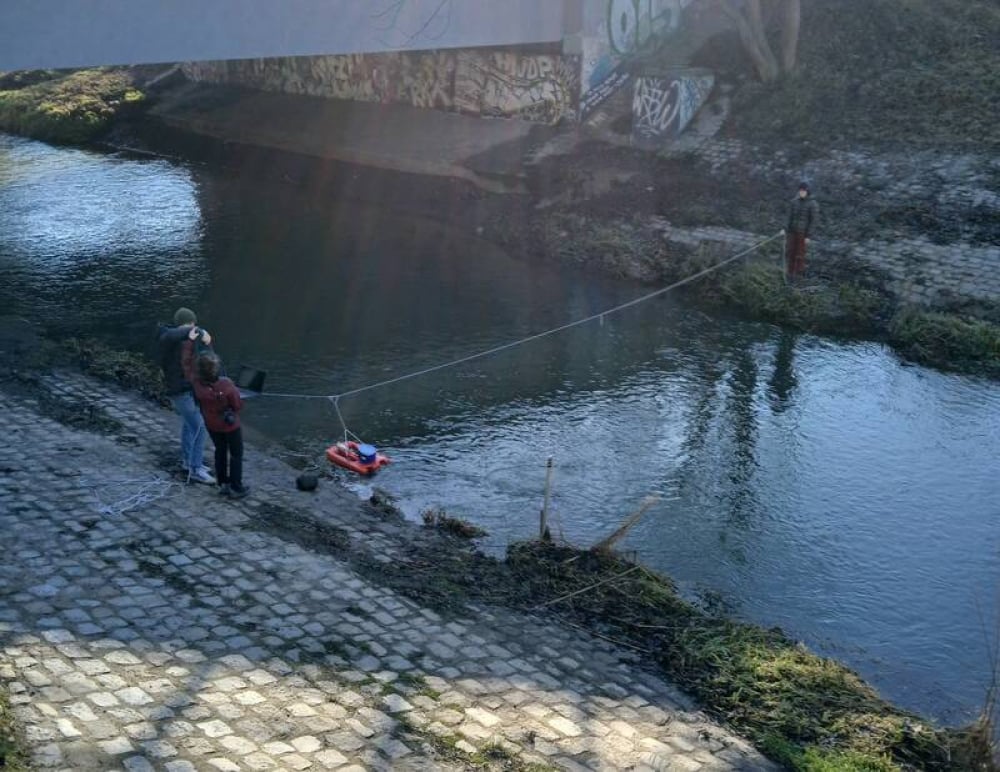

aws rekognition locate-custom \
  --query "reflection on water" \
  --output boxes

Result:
[0,134,204,333]
[1,133,999,729]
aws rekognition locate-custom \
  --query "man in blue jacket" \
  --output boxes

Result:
[157,307,216,484]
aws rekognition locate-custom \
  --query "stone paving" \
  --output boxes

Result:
[662,140,1000,307]
[650,217,1000,307]
[0,371,777,771]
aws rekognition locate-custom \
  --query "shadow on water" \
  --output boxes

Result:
[768,330,798,414]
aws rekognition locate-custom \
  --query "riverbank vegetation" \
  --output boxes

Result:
[712,266,1000,378]
[0,690,29,772]
[0,68,144,144]
[337,511,995,771]
[536,215,1000,379]
[706,0,1000,150]
[889,310,1000,378]
[61,337,168,403]
[0,324,167,434]
[499,543,995,772]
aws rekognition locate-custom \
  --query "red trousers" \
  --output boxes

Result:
[785,232,808,279]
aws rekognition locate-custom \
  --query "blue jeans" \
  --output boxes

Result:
[169,392,206,471]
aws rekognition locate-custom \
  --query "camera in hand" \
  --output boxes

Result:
[193,327,205,342]
[222,408,236,426]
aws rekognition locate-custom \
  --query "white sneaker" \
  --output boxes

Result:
[190,466,216,485]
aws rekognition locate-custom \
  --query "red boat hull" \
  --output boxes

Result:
[325,441,390,476]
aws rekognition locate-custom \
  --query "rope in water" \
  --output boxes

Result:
[261,230,784,407]
[88,233,782,514]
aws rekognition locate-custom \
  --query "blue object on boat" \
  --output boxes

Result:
[357,444,378,465]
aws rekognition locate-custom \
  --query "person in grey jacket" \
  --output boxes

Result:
[783,182,819,283]
[156,307,216,484]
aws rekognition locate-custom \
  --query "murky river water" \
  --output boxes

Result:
[1,133,998,728]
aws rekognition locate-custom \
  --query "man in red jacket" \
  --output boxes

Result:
[783,182,819,283]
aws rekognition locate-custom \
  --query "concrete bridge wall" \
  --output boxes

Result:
[1,0,719,134]
[178,1,718,127]
[182,50,582,125]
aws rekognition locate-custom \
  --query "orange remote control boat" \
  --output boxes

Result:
[326,441,390,475]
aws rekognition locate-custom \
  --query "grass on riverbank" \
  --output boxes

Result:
[501,543,994,772]
[302,485,996,770]
[0,68,144,144]
[713,262,889,336]
[889,309,1000,378]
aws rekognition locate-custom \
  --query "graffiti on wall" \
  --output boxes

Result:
[579,69,631,118]
[455,52,579,123]
[606,0,695,55]
[631,70,714,145]
[182,49,578,125]
[581,0,699,119]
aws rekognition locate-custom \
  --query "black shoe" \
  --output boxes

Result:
[229,485,250,500]
[218,484,231,497]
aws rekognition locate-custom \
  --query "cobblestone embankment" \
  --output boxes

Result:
[0,371,777,771]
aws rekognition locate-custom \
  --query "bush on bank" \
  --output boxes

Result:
[0,68,144,144]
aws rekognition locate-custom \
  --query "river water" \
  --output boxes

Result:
[1,133,998,728]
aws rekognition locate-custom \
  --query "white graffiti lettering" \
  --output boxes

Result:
[632,73,714,141]
[607,0,697,55]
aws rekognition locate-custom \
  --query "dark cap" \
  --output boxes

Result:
[173,307,197,326]
[798,181,810,192]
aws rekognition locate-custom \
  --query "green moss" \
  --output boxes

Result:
[0,689,29,772]
[761,735,900,771]
[401,726,557,771]
[0,68,146,144]
[396,672,442,700]
[537,214,667,281]
[0,69,63,91]
[696,261,1000,378]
